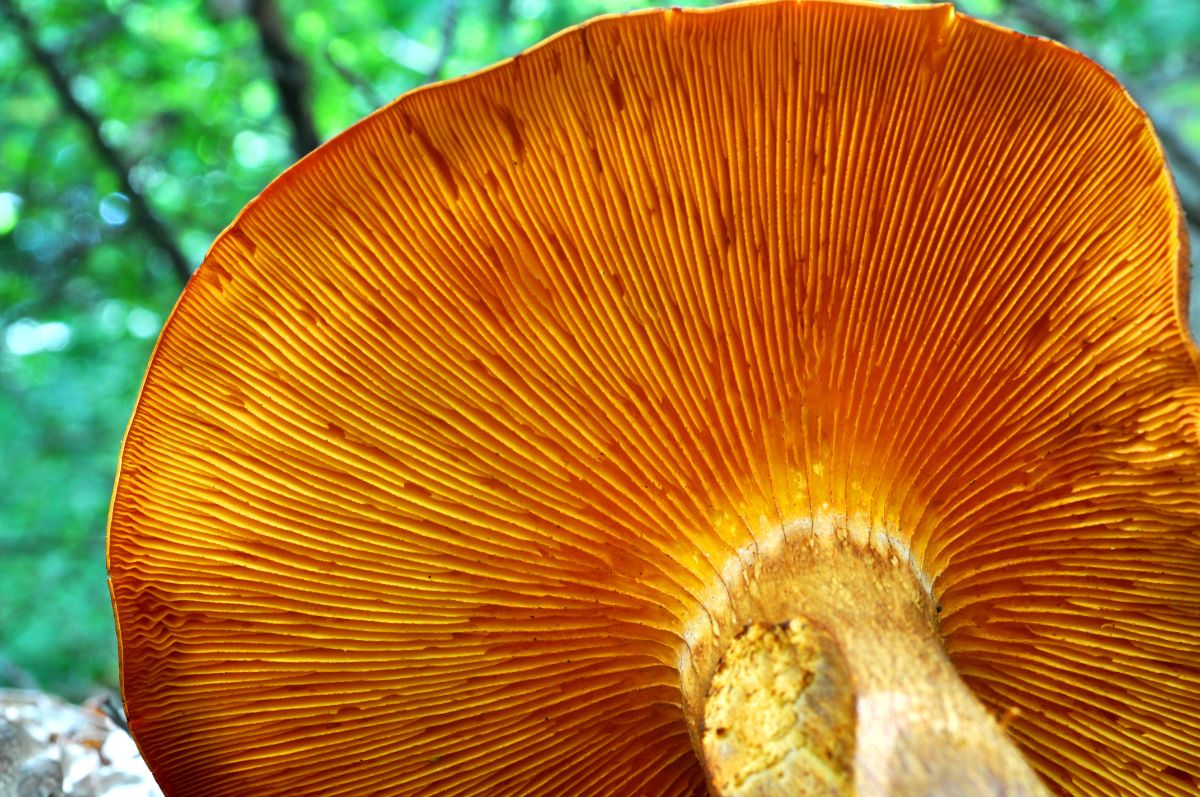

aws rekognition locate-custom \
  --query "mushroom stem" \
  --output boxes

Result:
[701,617,855,796]
[684,529,1051,797]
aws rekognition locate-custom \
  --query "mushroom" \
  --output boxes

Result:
[107,1,1200,795]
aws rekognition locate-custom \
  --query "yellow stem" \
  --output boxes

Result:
[681,529,1051,797]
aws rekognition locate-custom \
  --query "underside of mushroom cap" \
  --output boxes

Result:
[108,2,1200,795]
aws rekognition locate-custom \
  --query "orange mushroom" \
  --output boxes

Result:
[108,2,1200,795]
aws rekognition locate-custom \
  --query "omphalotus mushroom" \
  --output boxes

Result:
[107,1,1200,795]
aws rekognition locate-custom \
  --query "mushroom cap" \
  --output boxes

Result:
[108,1,1200,795]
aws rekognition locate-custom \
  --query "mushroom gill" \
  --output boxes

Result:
[108,2,1200,796]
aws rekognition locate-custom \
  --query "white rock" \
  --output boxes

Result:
[0,691,162,797]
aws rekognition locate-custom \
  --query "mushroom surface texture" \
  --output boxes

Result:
[107,1,1200,795]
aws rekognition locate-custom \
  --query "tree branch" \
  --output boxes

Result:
[426,0,461,83]
[247,0,321,159]
[494,0,514,57]
[0,0,192,286]
[325,45,386,111]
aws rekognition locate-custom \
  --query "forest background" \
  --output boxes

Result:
[2,0,1198,701]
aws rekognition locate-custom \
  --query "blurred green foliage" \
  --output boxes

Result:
[0,0,1197,699]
